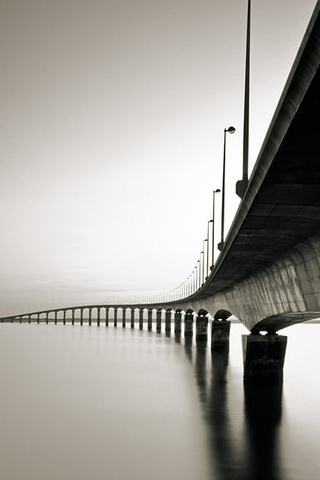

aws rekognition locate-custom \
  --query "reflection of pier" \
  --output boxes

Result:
[181,332,285,480]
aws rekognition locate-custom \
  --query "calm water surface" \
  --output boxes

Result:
[0,322,319,480]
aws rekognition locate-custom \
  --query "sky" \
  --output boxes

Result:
[0,0,318,316]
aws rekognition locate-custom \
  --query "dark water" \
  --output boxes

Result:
[0,322,319,480]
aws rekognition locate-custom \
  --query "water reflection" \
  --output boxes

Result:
[181,336,285,480]
[244,382,284,480]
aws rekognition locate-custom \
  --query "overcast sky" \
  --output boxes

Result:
[0,0,318,316]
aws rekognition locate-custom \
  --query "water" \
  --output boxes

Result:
[0,322,319,480]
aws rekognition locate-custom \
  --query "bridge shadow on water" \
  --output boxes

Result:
[174,334,285,480]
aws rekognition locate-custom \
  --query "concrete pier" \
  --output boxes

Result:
[156,309,162,333]
[184,309,194,337]
[122,308,126,328]
[147,309,153,331]
[174,310,182,335]
[211,320,231,349]
[131,309,135,329]
[165,309,171,334]
[196,309,208,343]
[139,309,144,330]
[114,308,118,327]
[242,334,287,382]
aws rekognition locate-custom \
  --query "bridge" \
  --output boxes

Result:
[2,2,320,381]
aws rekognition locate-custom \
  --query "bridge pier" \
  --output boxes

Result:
[165,309,171,335]
[131,309,135,329]
[105,307,109,326]
[122,308,126,328]
[196,310,208,343]
[184,309,194,337]
[97,308,100,326]
[156,309,162,333]
[174,309,182,335]
[242,334,287,383]
[114,308,118,327]
[211,320,231,349]
[147,309,153,331]
[139,308,144,330]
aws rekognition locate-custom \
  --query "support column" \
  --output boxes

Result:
[37,313,40,324]
[156,309,162,333]
[196,309,208,343]
[63,310,66,325]
[165,309,171,335]
[122,308,126,328]
[184,309,194,337]
[46,312,49,324]
[72,309,75,325]
[211,320,231,349]
[174,310,182,335]
[105,307,109,326]
[54,311,57,325]
[29,314,32,324]
[131,309,135,329]
[80,309,83,326]
[114,308,118,327]
[147,309,153,331]
[97,308,100,326]
[89,308,92,326]
[139,308,144,330]
[242,334,287,382]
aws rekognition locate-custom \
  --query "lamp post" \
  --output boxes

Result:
[211,189,221,267]
[236,0,251,199]
[195,264,198,291]
[218,126,236,251]
[206,221,211,278]
[203,240,207,283]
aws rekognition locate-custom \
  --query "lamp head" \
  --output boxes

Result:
[225,126,236,134]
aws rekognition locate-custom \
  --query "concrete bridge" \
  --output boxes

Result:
[2,3,320,381]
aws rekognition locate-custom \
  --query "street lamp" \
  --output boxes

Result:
[206,221,211,278]
[211,189,221,267]
[218,126,236,251]
[195,264,198,291]
[236,0,251,199]
[202,240,207,284]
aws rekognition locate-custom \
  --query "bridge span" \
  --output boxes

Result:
[1,3,320,381]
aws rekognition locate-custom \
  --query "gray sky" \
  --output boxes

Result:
[0,0,318,315]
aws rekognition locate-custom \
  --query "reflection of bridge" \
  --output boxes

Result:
[2,3,320,381]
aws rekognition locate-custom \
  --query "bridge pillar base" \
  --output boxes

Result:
[184,311,194,337]
[211,320,230,349]
[242,334,287,383]
[196,311,208,343]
